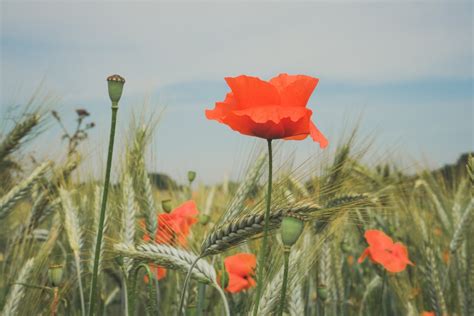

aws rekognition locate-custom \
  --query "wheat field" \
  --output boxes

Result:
[0,94,472,316]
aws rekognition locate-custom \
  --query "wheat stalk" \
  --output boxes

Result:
[450,198,474,253]
[1,258,35,316]
[0,114,39,162]
[423,245,448,316]
[59,188,85,316]
[287,282,305,316]
[0,161,51,219]
[201,203,320,257]
[122,174,138,274]
[115,242,216,284]
[257,250,301,315]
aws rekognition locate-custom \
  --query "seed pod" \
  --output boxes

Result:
[187,170,197,183]
[199,214,210,225]
[281,213,305,248]
[107,74,125,104]
[317,286,329,301]
[161,199,173,213]
[48,264,64,287]
[341,241,351,253]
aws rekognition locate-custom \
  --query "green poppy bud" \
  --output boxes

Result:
[220,269,229,289]
[187,170,197,183]
[317,286,329,301]
[48,264,64,287]
[199,214,210,225]
[161,199,173,213]
[107,74,125,104]
[341,241,351,253]
[281,213,304,248]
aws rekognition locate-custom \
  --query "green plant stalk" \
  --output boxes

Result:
[88,104,118,316]
[253,139,273,315]
[178,255,202,314]
[196,283,207,316]
[278,248,291,316]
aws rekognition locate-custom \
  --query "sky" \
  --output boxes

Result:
[1,1,473,184]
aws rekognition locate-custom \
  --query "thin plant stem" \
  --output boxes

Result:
[88,104,119,316]
[214,284,231,316]
[379,269,387,316]
[74,254,86,316]
[196,283,206,316]
[253,139,273,315]
[278,249,291,316]
[178,255,202,314]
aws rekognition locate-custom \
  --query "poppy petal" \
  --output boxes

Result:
[224,253,256,276]
[270,74,319,107]
[233,106,309,124]
[225,75,280,109]
[364,230,393,250]
[226,274,251,293]
[309,121,329,148]
[358,248,370,263]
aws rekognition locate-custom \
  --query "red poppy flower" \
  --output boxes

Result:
[358,230,414,273]
[224,253,257,293]
[205,74,328,148]
[155,200,199,246]
[142,200,199,281]
[421,312,435,316]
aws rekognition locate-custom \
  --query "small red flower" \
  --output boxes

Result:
[205,74,328,148]
[155,200,199,246]
[142,200,199,281]
[421,312,435,316]
[358,230,414,273]
[224,253,257,293]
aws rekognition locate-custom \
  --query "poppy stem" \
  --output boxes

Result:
[253,139,273,315]
[88,103,118,316]
[379,269,387,316]
[278,248,291,316]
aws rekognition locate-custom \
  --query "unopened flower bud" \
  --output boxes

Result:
[107,74,125,104]
[317,286,329,301]
[341,241,351,253]
[280,213,304,248]
[48,264,64,287]
[187,170,197,183]
[199,214,210,225]
[161,199,173,213]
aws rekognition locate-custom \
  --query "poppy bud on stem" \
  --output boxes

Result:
[162,199,173,213]
[278,213,304,316]
[88,74,124,316]
[48,264,64,316]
